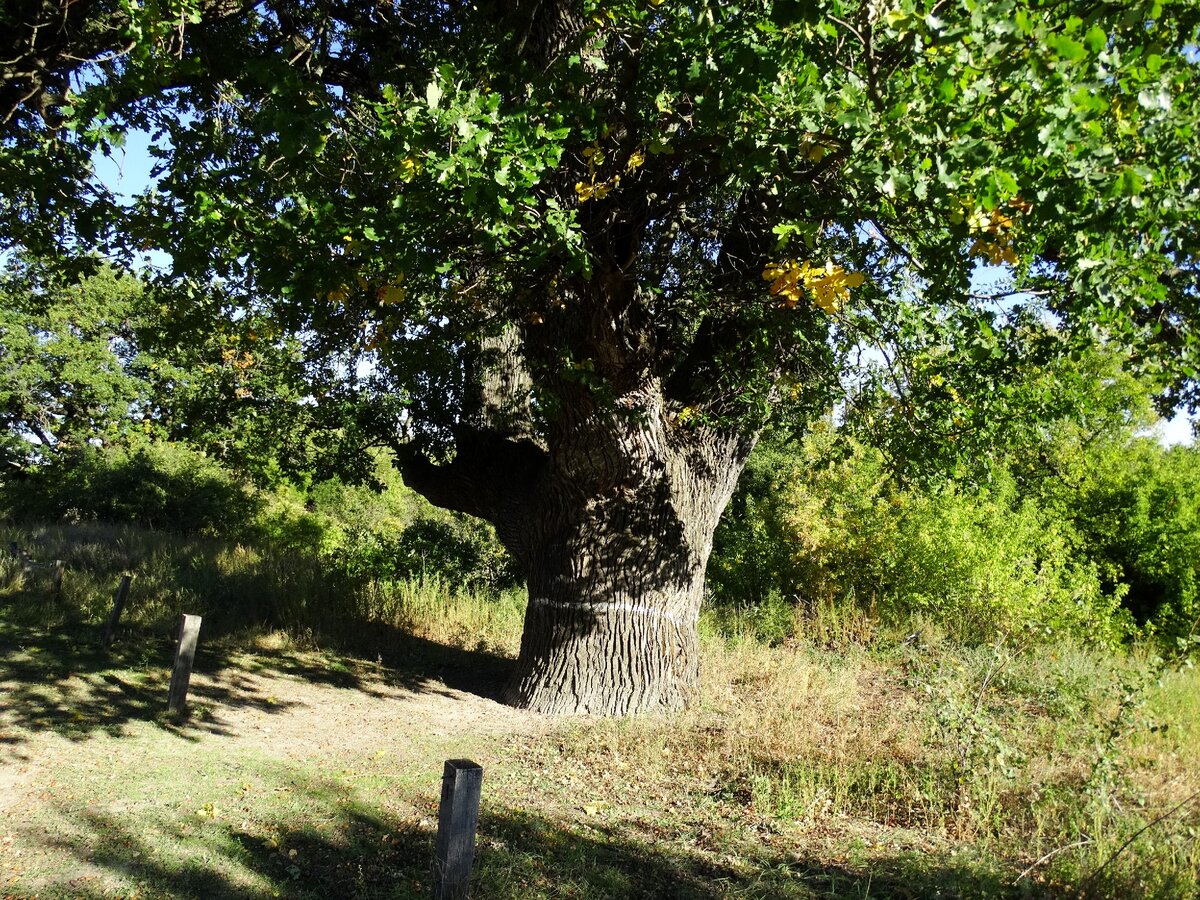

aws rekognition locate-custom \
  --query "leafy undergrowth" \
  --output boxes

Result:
[1,528,1198,898]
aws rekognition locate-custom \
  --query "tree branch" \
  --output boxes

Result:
[392,427,547,540]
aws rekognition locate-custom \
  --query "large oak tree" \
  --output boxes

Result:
[2,0,1198,714]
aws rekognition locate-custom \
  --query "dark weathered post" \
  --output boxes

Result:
[50,560,64,602]
[102,574,133,647]
[433,759,484,900]
[167,614,203,715]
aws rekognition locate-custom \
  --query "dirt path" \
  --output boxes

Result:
[0,646,550,818]
[187,662,549,758]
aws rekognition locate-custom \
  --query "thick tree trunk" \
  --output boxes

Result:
[503,502,709,715]
[398,382,752,716]
[503,389,749,715]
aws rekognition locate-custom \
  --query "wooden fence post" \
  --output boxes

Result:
[50,560,64,602]
[168,614,203,716]
[102,574,133,647]
[433,759,484,900]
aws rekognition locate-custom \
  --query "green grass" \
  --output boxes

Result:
[1,523,1198,898]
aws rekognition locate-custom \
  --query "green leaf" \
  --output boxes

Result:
[425,80,442,109]
[1046,34,1086,62]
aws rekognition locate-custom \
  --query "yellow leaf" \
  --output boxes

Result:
[626,149,646,171]
[396,157,420,182]
[969,238,1018,266]
[378,285,405,304]
[762,262,786,282]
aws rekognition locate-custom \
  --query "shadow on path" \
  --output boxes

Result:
[0,618,514,756]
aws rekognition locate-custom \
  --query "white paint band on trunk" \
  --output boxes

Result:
[528,596,699,627]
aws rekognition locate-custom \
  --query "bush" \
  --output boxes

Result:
[709,432,1131,646]
[1033,437,1200,648]
[391,516,521,591]
[0,441,260,537]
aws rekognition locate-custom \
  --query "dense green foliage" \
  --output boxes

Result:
[0,441,520,593]
[0,259,375,486]
[2,0,1198,468]
[1039,436,1200,646]
[1,442,259,535]
[0,264,148,466]
[712,433,1112,643]
[711,426,1200,653]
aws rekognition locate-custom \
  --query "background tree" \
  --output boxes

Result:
[2,0,1198,714]
[0,259,335,484]
[0,261,148,466]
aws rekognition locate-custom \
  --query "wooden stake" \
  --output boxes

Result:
[433,759,483,900]
[102,574,133,647]
[167,614,203,715]
[50,560,64,602]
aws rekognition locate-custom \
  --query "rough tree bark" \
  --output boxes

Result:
[397,381,753,716]
[508,393,750,714]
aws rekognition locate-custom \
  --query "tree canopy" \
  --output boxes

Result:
[5,1,1198,439]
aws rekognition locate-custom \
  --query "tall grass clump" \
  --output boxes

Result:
[366,576,526,656]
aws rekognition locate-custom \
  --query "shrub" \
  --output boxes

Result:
[391,516,522,591]
[709,432,1130,646]
[1034,437,1200,648]
[0,441,260,536]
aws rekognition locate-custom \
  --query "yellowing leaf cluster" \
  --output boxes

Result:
[575,176,619,202]
[582,144,605,169]
[221,348,255,370]
[396,156,421,182]
[575,140,644,203]
[762,259,865,313]
[967,206,1019,266]
[324,272,406,306]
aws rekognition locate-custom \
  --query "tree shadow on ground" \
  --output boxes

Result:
[0,615,514,758]
[21,779,1061,900]
[0,524,518,747]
